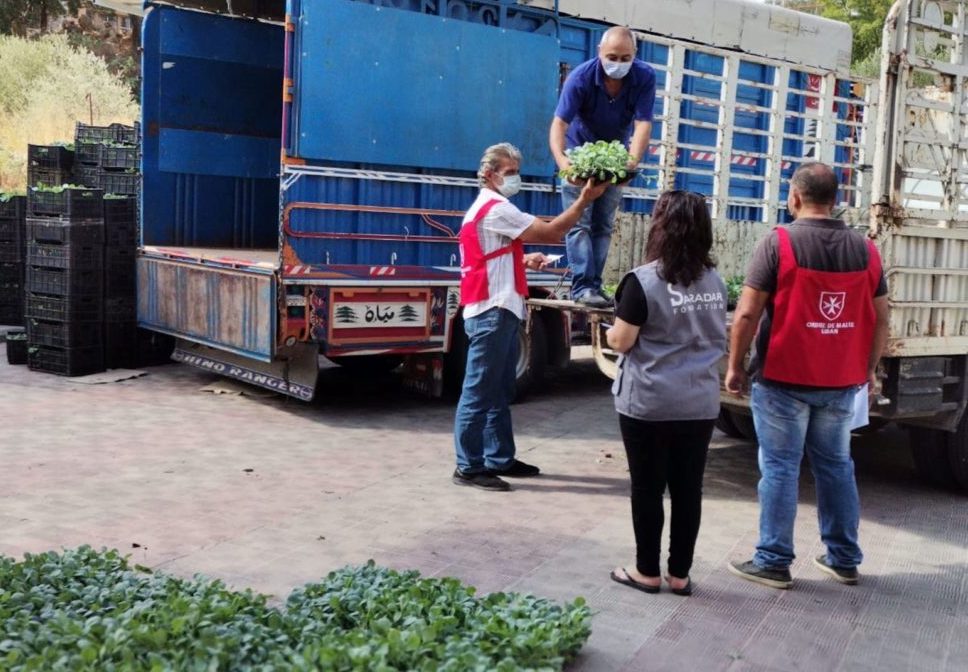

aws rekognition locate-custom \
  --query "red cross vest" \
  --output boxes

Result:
[762,226,881,387]
[458,198,528,306]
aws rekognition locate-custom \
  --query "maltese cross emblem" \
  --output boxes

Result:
[819,292,846,321]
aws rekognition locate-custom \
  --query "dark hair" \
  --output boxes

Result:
[790,162,838,205]
[645,190,715,286]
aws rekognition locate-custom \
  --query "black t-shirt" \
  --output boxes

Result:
[745,218,888,385]
[615,271,649,325]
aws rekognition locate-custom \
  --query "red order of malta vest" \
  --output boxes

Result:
[762,226,881,387]
[458,198,528,305]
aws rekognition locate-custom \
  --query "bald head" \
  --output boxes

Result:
[791,162,839,206]
[600,26,636,52]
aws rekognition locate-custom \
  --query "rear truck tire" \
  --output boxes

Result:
[442,312,548,402]
[909,426,957,489]
[724,409,758,441]
[513,314,547,401]
[715,408,745,439]
[327,354,404,374]
[945,412,968,493]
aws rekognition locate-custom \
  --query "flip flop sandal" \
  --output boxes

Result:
[610,567,660,594]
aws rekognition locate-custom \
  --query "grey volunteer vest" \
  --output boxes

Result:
[612,262,727,421]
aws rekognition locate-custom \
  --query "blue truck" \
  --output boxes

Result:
[138,0,857,401]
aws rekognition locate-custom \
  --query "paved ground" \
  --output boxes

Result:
[1,344,966,671]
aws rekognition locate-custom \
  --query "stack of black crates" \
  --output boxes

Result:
[72,122,141,369]
[0,194,27,326]
[73,122,141,197]
[24,180,106,376]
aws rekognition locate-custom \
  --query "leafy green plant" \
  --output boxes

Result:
[0,547,591,671]
[0,190,25,201]
[726,275,744,307]
[30,183,87,193]
[559,140,636,184]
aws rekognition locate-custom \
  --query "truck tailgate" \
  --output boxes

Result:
[138,248,277,361]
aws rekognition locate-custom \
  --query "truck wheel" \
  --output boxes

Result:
[715,408,745,439]
[513,315,547,401]
[909,426,957,488]
[946,412,968,492]
[726,409,758,441]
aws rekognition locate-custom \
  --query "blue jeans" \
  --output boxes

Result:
[562,182,624,298]
[454,307,520,473]
[751,381,863,570]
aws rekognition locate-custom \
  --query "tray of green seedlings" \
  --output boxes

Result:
[559,140,638,185]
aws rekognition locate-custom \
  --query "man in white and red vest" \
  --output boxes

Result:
[454,142,607,491]
[725,162,889,588]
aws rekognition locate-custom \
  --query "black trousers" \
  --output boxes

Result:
[618,414,715,578]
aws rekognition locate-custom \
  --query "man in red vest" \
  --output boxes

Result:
[454,142,607,491]
[725,162,889,588]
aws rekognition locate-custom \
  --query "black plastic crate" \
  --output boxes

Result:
[26,218,104,245]
[27,167,72,189]
[103,196,137,224]
[104,321,139,368]
[28,187,104,219]
[105,296,136,321]
[27,241,103,270]
[75,122,140,145]
[73,163,102,188]
[0,217,23,243]
[0,240,23,263]
[105,265,136,299]
[27,144,74,172]
[28,344,104,376]
[100,146,139,171]
[105,223,138,248]
[27,318,103,348]
[0,261,24,285]
[100,172,140,197]
[0,301,23,325]
[74,141,102,165]
[25,292,103,322]
[27,266,103,298]
[0,195,26,219]
[5,329,27,365]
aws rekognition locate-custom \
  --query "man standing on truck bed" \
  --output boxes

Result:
[453,142,607,492]
[549,26,656,309]
[725,162,889,589]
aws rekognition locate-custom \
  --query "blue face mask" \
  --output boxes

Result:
[602,59,632,79]
[497,174,521,198]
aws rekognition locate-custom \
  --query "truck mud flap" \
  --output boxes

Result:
[172,339,318,401]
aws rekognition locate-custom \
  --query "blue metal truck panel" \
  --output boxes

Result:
[141,4,282,248]
[292,1,559,177]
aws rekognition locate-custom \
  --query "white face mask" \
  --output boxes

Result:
[497,174,521,198]
[602,58,632,79]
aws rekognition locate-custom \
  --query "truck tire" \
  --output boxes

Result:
[443,314,547,401]
[945,412,968,492]
[513,316,547,401]
[909,426,957,489]
[726,409,758,441]
[715,408,745,439]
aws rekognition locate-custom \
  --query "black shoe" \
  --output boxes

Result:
[452,469,510,491]
[575,292,611,309]
[489,459,540,478]
[728,560,792,589]
[813,555,859,585]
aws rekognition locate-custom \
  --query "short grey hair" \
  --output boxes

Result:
[600,26,637,51]
[477,142,522,186]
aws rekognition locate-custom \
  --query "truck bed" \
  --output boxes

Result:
[142,246,278,272]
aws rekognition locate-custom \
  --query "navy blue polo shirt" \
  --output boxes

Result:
[554,58,657,149]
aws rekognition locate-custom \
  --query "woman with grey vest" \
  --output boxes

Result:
[607,190,726,596]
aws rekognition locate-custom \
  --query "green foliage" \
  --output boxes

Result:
[0,191,25,201]
[559,140,636,184]
[0,34,138,192]
[725,276,745,307]
[0,547,591,671]
[0,0,82,36]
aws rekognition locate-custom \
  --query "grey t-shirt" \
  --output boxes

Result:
[745,218,887,386]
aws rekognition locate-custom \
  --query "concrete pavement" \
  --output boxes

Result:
[1,346,965,671]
